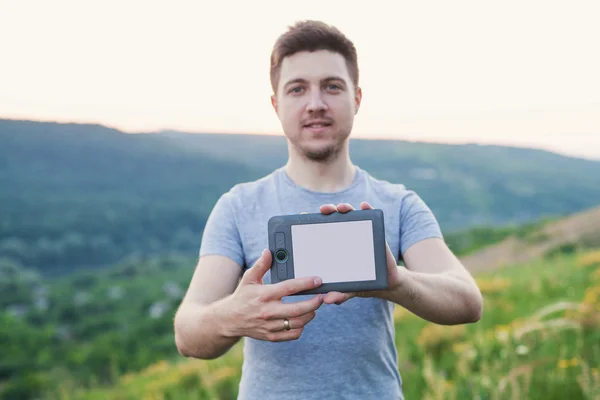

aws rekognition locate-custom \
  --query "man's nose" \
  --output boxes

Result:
[306,90,328,113]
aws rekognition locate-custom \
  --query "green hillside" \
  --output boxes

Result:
[0,119,260,275]
[2,118,600,276]
[3,247,598,399]
[0,253,197,399]
[157,129,600,228]
[86,250,600,400]
[1,206,599,399]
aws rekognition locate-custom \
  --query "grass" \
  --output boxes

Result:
[49,249,600,399]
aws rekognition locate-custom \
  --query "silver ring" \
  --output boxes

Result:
[283,318,291,331]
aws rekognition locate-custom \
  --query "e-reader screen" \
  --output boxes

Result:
[268,208,388,295]
[290,220,376,283]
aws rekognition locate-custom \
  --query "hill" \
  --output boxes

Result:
[156,129,600,229]
[77,250,600,400]
[460,205,600,273]
[2,118,600,275]
[2,233,598,399]
[0,119,261,275]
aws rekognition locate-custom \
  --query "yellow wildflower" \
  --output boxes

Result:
[393,305,406,321]
[142,359,170,377]
[475,277,511,294]
[577,250,600,269]
[570,358,580,367]
[494,324,512,333]
[582,286,600,305]
[451,342,470,353]
[494,324,512,342]
[417,324,466,349]
[557,358,579,369]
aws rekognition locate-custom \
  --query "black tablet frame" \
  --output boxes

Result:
[267,208,388,295]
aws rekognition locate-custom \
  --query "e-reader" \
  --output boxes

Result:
[267,208,388,295]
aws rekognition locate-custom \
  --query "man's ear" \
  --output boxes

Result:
[271,94,278,114]
[354,86,363,114]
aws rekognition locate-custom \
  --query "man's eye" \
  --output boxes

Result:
[289,87,303,94]
[327,84,341,91]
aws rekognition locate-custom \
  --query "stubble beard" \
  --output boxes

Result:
[299,130,350,163]
[304,144,339,162]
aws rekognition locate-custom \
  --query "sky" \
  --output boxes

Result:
[1,0,599,160]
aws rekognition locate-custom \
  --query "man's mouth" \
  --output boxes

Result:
[303,121,333,129]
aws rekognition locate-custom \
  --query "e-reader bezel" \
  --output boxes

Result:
[267,208,388,295]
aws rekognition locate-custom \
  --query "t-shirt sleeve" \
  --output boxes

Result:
[198,190,245,268]
[399,190,444,256]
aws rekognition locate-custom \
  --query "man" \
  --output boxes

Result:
[174,20,483,400]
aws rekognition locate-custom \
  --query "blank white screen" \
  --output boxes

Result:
[291,220,376,283]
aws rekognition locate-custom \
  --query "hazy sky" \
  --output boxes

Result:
[1,0,599,160]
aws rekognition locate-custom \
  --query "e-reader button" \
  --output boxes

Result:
[276,232,285,248]
[277,263,287,280]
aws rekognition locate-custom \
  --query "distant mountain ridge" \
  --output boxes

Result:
[1,118,600,274]
[152,128,600,228]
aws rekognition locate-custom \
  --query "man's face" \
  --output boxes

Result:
[271,50,362,162]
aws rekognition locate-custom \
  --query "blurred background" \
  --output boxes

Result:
[1,1,599,399]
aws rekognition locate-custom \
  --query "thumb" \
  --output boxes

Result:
[241,249,272,285]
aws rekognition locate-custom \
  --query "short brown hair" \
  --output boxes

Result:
[269,20,359,93]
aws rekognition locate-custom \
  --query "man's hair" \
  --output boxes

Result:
[269,20,359,94]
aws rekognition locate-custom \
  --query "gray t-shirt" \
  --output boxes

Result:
[199,165,443,400]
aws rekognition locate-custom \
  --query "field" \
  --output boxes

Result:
[48,248,600,400]
[3,119,600,399]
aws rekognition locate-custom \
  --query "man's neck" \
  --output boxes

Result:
[284,148,357,193]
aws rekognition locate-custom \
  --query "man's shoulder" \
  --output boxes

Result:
[360,168,415,202]
[222,167,282,204]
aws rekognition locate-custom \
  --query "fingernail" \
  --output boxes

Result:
[314,277,322,285]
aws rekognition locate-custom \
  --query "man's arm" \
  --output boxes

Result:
[174,254,243,359]
[174,251,326,359]
[319,201,483,325]
[379,237,483,325]
[384,189,483,325]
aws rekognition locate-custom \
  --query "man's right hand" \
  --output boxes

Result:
[220,249,324,342]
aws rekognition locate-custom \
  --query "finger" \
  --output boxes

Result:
[241,249,272,284]
[385,241,397,268]
[336,203,355,213]
[322,291,354,305]
[322,291,345,304]
[266,293,325,319]
[266,276,323,300]
[268,311,316,332]
[265,327,304,342]
[319,204,338,215]
[360,201,374,210]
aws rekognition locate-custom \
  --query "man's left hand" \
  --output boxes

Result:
[315,202,400,305]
